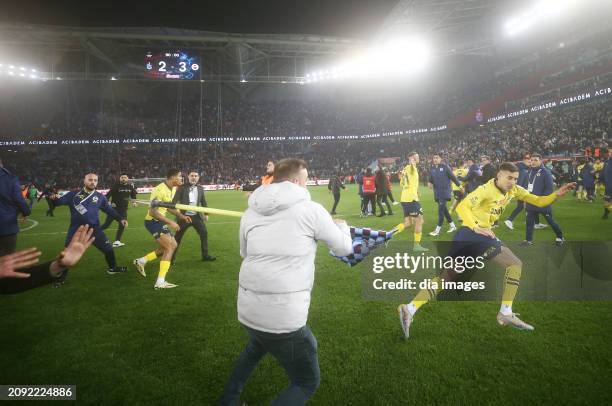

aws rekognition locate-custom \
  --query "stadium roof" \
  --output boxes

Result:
[0,1,609,95]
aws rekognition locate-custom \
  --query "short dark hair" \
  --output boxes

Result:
[408,151,418,158]
[188,170,200,175]
[272,158,307,182]
[166,169,180,179]
[480,155,490,161]
[531,153,542,159]
[498,162,519,173]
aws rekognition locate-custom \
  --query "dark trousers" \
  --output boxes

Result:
[173,214,209,261]
[0,233,18,256]
[45,198,55,216]
[361,193,376,215]
[100,206,128,241]
[387,190,395,203]
[507,200,524,222]
[436,199,453,227]
[57,226,116,284]
[331,192,340,213]
[586,185,595,201]
[376,193,392,215]
[220,324,320,406]
[526,211,563,242]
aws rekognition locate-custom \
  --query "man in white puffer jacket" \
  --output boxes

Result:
[220,158,353,406]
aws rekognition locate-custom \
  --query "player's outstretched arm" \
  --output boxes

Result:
[555,182,577,197]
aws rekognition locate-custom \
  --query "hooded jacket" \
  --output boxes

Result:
[237,181,353,333]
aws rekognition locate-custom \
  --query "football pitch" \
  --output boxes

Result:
[1,184,611,405]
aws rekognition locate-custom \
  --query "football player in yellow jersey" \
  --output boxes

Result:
[576,161,586,200]
[400,152,428,252]
[134,169,192,289]
[593,158,605,198]
[398,162,576,338]
[450,161,468,214]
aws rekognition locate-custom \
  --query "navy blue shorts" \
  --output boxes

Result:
[65,225,112,253]
[447,226,502,261]
[145,220,171,239]
[452,190,465,201]
[401,201,423,217]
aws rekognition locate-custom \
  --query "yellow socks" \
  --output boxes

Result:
[156,260,171,285]
[407,276,442,315]
[140,251,159,264]
[500,264,522,315]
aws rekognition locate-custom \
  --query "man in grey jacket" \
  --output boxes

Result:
[220,158,353,406]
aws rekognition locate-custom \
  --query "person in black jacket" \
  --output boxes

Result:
[0,224,94,294]
[0,159,31,256]
[172,170,216,263]
[327,174,345,215]
[100,174,137,247]
[479,155,497,183]
[375,168,393,216]
[38,184,58,217]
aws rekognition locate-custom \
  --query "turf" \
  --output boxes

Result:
[1,184,611,405]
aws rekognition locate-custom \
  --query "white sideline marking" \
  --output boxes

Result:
[20,218,39,232]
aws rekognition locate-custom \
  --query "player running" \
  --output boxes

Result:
[133,169,191,289]
[398,162,576,338]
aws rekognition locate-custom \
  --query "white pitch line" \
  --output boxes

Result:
[20,218,39,232]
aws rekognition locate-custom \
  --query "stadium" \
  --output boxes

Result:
[0,0,611,404]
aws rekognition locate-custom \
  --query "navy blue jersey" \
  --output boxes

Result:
[55,189,122,227]
[603,158,612,195]
[429,163,460,201]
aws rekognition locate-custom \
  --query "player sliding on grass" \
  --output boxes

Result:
[133,169,191,289]
[398,162,576,338]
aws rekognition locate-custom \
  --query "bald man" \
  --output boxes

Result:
[52,173,128,285]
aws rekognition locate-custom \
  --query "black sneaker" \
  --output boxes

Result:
[107,266,128,275]
[53,270,68,287]
[202,255,217,262]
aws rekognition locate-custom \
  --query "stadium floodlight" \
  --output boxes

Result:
[19,66,25,71]
[110,76,117,80]
[19,73,25,77]
[9,65,15,69]
[8,71,14,76]
[504,0,577,36]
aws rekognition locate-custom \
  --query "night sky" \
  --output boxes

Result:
[0,0,399,38]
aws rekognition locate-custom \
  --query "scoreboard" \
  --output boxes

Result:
[144,51,200,80]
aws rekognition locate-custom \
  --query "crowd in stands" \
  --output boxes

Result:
[1,96,609,189]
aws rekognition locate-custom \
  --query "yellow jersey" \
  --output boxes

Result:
[593,162,604,179]
[145,182,176,221]
[577,164,585,179]
[452,167,468,191]
[400,163,419,202]
[457,179,557,230]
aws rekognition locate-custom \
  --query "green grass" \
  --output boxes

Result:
[1,184,611,405]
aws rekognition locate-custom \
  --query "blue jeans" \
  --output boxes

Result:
[526,211,563,242]
[436,199,452,227]
[220,324,320,406]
